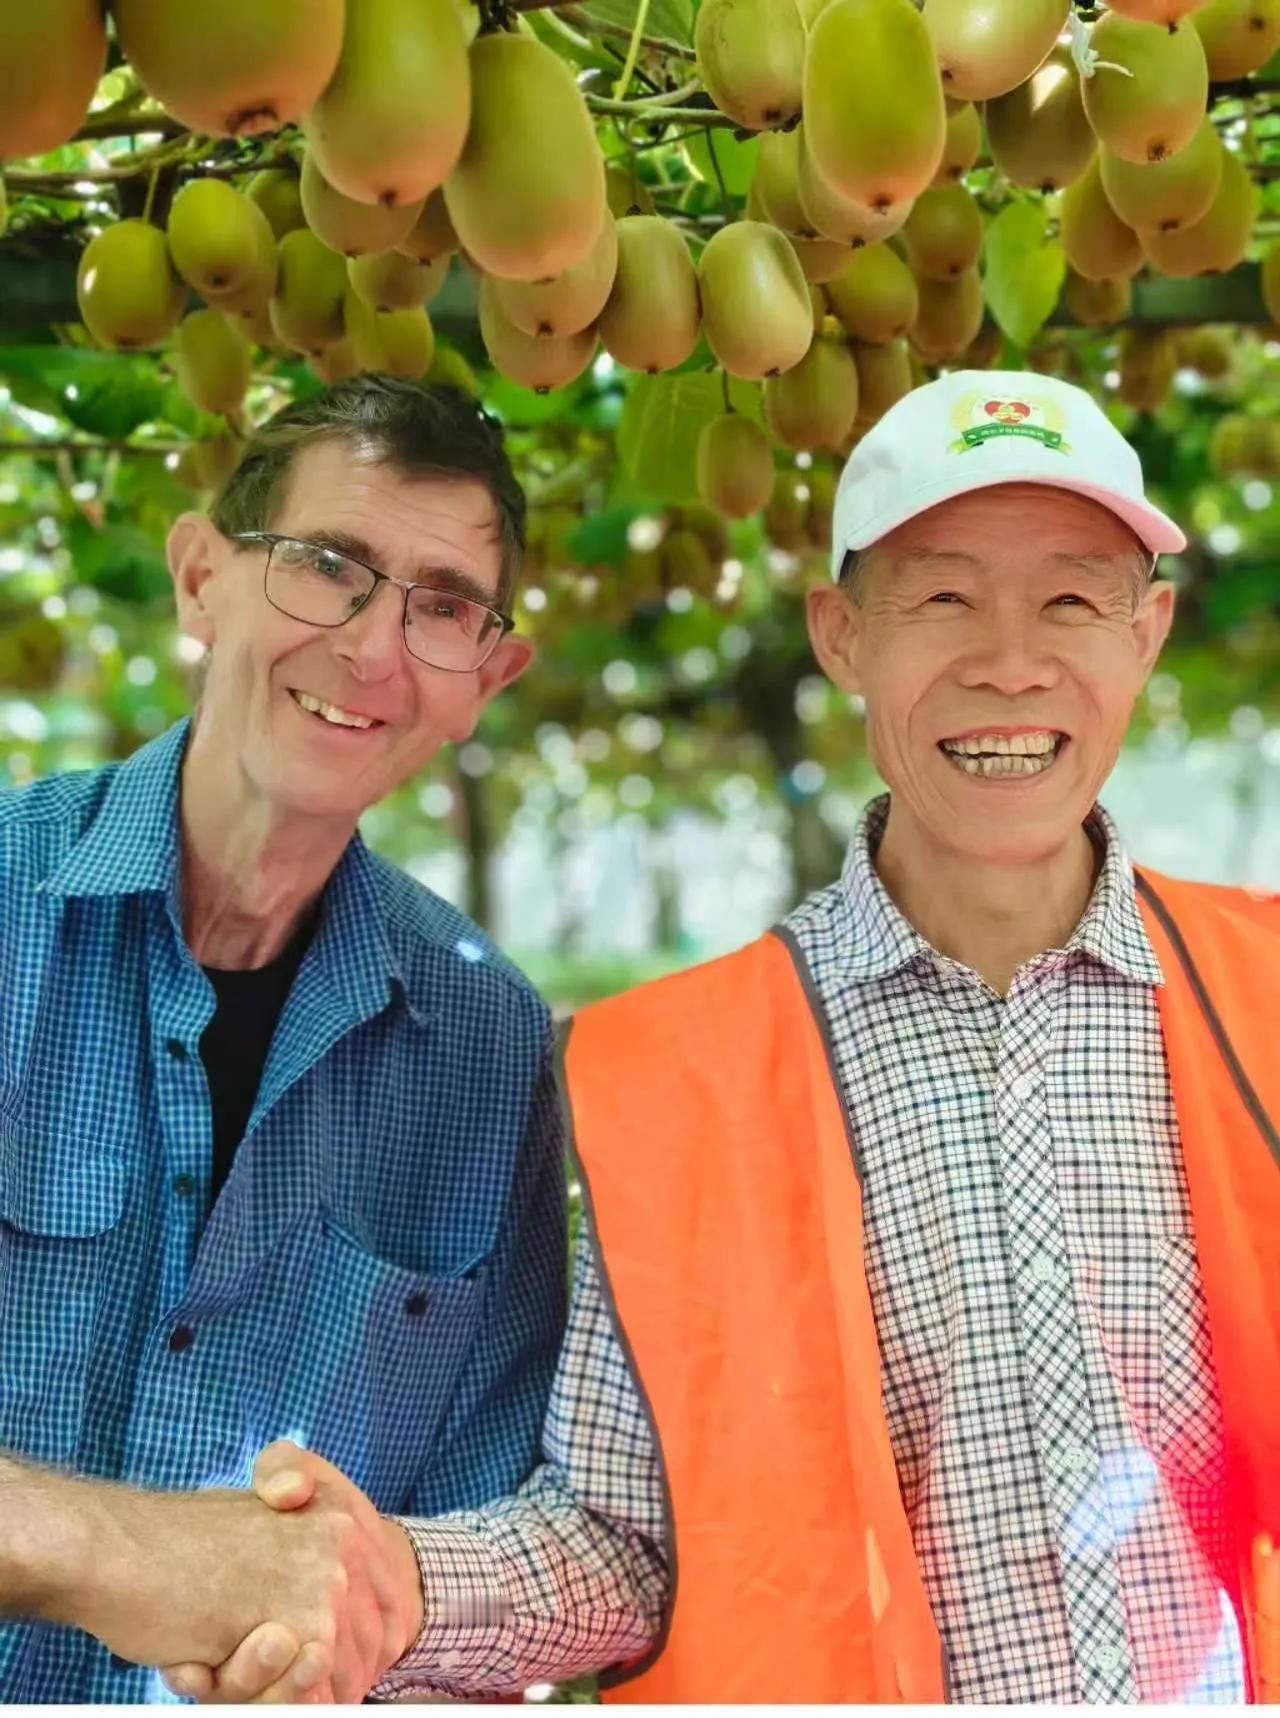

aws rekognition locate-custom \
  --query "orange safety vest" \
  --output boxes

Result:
[561,866,1280,1703]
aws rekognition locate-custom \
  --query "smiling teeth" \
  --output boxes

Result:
[294,691,374,729]
[942,732,1060,757]
[948,753,1054,778]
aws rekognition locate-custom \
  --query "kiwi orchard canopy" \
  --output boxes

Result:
[1,0,1280,621]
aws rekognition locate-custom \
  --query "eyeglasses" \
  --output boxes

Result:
[229,532,515,674]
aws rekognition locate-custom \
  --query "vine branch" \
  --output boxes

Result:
[585,93,728,122]
[0,439,188,455]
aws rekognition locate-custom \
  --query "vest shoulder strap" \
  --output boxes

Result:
[1134,864,1280,933]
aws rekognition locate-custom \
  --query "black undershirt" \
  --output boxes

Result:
[199,921,314,1207]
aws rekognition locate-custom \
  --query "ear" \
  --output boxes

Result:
[166,513,228,649]
[475,630,536,703]
[1134,576,1176,675]
[806,582,866,697]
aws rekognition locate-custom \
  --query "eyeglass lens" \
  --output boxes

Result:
[265,537,502,671]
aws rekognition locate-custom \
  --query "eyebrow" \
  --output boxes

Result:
[299,527,503,609]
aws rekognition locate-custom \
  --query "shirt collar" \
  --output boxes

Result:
[42,717,190,901]
[838,791,1164,988]
[41,715,404,1021]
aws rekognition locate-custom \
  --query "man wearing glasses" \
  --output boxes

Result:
[0,377,662,1702]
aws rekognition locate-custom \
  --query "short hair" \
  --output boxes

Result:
[209,375,526,610]
[838,540,1157,608]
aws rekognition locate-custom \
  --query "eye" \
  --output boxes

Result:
[282,540,349,581]
[926,591,965,604]
[1051,593,1094,609]
[410,592,486,637]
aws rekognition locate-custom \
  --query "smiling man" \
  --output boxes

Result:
[0,377,660,1703]
[540,371,1280,1705]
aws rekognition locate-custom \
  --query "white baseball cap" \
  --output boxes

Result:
[830,369,1186,581]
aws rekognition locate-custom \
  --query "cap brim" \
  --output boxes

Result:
[830,468,1186,580]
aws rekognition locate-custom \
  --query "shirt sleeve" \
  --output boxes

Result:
[370,1220,669,1701]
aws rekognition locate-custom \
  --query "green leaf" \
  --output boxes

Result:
[683,129,760,198]
[484,371,594,427]
[563,503,650,567]
[726,376,765,425]
[576,0,695,48]
[65,515,172,605]
[0,346,166,439]
[668,335,715,376]
[616,370,765,502]
[617,371,725,503]
[156,382,227,441]
[983,202,1066,352]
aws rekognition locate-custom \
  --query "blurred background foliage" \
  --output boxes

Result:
[0,4,1277,1021]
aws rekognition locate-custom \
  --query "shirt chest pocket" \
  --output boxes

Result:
[0,1129,127,1464]
[264,1216,489,1513]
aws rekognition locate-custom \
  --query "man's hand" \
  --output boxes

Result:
[158,1443,426,1705]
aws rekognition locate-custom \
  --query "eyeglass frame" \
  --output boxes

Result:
[227,530,517,673]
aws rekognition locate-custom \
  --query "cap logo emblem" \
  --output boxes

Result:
[948,392,1070,455]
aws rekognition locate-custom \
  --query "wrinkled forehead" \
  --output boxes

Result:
[878,482,1147,566]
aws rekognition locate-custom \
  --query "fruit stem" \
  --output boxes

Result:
[721,369,733,412]
[703,123,734,223]
[535,7,595,52]
[613,0,655,100]
[141,163,161,226]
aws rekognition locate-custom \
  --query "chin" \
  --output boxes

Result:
[255,764,372,826]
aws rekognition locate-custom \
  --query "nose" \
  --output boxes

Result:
[332,579,406,679]
[954,605,1062,697]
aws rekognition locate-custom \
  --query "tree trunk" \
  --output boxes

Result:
[455,762,494,933]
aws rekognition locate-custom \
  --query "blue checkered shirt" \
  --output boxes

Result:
[489,791,1249,1702]
[0,719,568,1703]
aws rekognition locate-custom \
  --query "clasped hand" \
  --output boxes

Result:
[87,1443,424,1704]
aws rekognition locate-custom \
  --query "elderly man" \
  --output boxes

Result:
[169,369,1279,1707]
[0,376,666,1704]
[556,370,1280,1703]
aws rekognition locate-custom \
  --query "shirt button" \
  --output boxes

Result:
[404,1292,428,1318]
[1063,1442,1091,1473]
[1093,1643,1124,1674]
[438,1649,463,1672]
[166,1038,188,1060]
[168,1325,195,1354]
[1009,1072,1035,1103]
[172,1174,196,1199]
[1030,1254,1060,1285]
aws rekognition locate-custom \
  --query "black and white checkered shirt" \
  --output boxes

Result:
[380,793,1246,1703]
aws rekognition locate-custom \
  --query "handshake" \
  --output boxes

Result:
[47,1443,426,1704]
